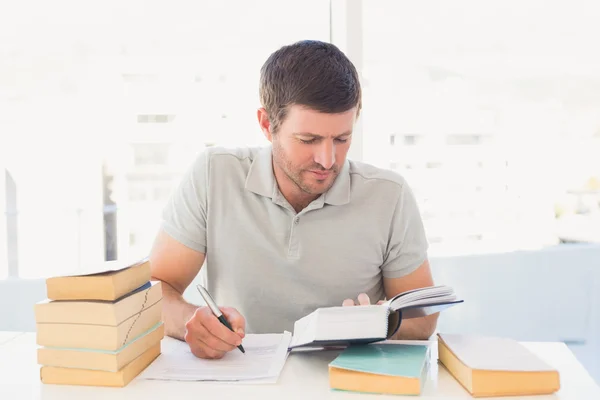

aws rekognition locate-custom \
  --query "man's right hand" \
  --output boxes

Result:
[184,306,246,359]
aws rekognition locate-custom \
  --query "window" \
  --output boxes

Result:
[132,144,171,166]
[446,134,487,146]
[362,0,600,256]
[137,114,175,124]
[0,0,330,278]
[3,0,599,278]
[403,135,419,146]
[0,170,7,279]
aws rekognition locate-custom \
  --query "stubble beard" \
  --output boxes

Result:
[272,140,338,196]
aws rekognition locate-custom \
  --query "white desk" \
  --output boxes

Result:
[1,332,598,399]
[0,331,22,346]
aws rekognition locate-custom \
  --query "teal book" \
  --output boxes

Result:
[328,343,430,395]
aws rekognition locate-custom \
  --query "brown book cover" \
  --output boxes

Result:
[45,258,151,301]
[35,281,162,326]
[437,333,560,397]
[40,342,161,387]
[38,323,164,372]
[36,298,163,351]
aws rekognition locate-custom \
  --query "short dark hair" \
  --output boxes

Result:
[259,40,362,134]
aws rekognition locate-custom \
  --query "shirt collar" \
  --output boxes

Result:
[245,145,351,206]
[323,160,351,206]
[245,145,277,198]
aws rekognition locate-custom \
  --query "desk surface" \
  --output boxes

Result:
[0,331,22,346]
[1,332,598,400]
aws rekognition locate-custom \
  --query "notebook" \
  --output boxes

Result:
[139,333,292,383]
[437,333,560,397]
[329,343,431,395]
[289,285,462,348]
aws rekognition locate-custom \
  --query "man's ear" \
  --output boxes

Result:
[257,108,273,142]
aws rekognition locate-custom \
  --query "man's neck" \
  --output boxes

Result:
[272,165,318,213]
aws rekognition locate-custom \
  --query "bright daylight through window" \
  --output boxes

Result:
[361,0,600,256]
[0,0,329,278]
[1,0,599,279]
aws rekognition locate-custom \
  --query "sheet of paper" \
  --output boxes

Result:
[138,332,292,383]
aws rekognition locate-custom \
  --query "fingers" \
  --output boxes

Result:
[342,293,372,306]
[184,306,244,359]
[221,307,246,338]
[357,293,371,306]
[342,298,355,306]
[187,337,226,359]
[185,323,228,359]
[201,308,244,347]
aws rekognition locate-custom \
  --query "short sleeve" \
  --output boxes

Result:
[160,150,209,253]
[380,181,429,278]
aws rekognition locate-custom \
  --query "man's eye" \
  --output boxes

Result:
[336,138,348,143]
[300,139,315,144]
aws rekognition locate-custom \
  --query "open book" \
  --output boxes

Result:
[289,285,462,349]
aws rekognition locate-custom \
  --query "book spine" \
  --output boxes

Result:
[386,310,402,339]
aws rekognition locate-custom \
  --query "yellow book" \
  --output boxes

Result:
[35,281,162,326]
[328,343,430,395]
[38,323,164,372]
[45,258,151,301]
[40,342,161,387]
[36,298,162,351]
[437,333,560,397]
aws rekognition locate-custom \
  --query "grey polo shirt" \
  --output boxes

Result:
[161,145,429,334]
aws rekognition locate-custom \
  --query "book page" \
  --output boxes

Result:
[289,311,318,348]
[289,306,389,348]
[438,333,556,372]
[315,306,389,340]
[387,285,456,309]
[138,332,292,383]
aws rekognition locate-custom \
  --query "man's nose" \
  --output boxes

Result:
[314,141,335,170]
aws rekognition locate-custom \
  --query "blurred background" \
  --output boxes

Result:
[0,0,599,383]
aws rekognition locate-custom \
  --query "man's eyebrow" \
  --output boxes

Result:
[293,131,352,138]
[293,132,322,138]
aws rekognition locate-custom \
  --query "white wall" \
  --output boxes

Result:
[430,243,600,383]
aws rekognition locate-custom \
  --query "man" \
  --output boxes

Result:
[150,40,437,360]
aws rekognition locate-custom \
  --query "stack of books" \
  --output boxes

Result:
[328,343,431,395]
[34,258,164,387]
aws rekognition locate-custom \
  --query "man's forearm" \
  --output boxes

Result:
[391,314,438,340]
[158,281,200,340]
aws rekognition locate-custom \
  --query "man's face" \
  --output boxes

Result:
[267,105,356,196]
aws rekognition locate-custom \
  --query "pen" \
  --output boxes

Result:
[196,284,245,354]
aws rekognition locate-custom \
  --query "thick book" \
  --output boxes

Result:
[38,322,164,372]
[437,333,560,397]
[329,343,431,395]
[34,281,162,326]
[45,258,151,301]
[36,297,163,351]
[40,342,161,387]
[289,285,462,348]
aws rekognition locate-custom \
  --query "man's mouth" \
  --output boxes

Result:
[309,170,332,179]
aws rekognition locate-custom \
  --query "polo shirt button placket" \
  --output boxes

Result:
[288,216,300,259]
